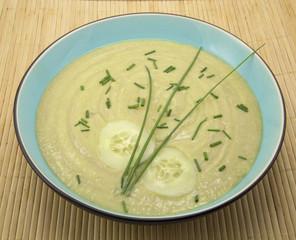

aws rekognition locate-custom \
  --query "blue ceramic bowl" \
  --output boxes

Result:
[14,13,285,223]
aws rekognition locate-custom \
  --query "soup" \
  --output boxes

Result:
[36,40,262,215]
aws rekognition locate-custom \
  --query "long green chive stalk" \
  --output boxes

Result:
[120,66,153,188]
[123,44,265,195]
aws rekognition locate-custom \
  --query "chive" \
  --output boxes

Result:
[147,57,156,62]
[177,86,190,91]
[192,118,208,140]
[219,165,226,172]
[121,201,128,213]
[237,104,249,112]
[166,85,174,91]
[128,103,139,109]
[238,156,247,160]
[201,67,207,73]
[74,122,80,127]
[203,152,208,161]
[127,63,136,71]
[222,130,232,140]
[100,70,116,85]
[198,73,204,78]
[81,129,90,132]
[137,97,141,103]
[76,121,90,128]
[210,92,219,99]
[80,85,84,91]
[210,141,222,147]
[76,175,81,184]
[207,74,215,78]
[144,50,155,56]
[157,123,168,129]
[141,98,145,107]
[105,86,111,94]
[106,98,111,109]
[164,65,176,73]
[194,159,202,172]
[208,129,220,132]
[157,105,162,112]
[213,114,223,119]
[153,61,158,69]
[194,194,199,203]
[167,109,172,117]
[134,82,145,89]
[80,118,88,124]
[174,118,181,122]
[85,110,90,118]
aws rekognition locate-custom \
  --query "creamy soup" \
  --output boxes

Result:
[36,40,262,215]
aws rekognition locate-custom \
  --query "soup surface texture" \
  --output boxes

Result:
[36,40,262,216]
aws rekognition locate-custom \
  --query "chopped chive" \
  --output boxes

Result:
[192,118,208,140]
[99,76,110,86]
[141,98,145,107]
[210,92,219,99]
[203,152,209,161]
[201,67,207,73]
[74,122,80,127]
[105,86,111,94]
[208,129,220,132]
[157,105,162,112]
[164,65,176,73]
[80,85,84,91]
[207,74,215,78]
[85,110,90,119]
[128,103,139,109]
[144,50,155,56]
[222,130,232,140]
[81,129,90,132]
[213,114,223,119]
[210,141,222,147]
[137,97,141,103]
[147,57,156,62]
[106,98,111,109]
[237,104,249,112]
[80,118,88,124]
[238,156,247,160]
[167,109,172,117]
[219,165,226,172]
[194,159,202,172]
[134,82,145,89]
[121,201,128,213]
[79,121,90,128]
[194,194,199,203]
[126,63,136,71]
[76,175,81,184]
[174,118,181,122]
[177,85,190,91]
[198,73,204,78]
[157,122,168,129]
[166,85,174,91]
[153,61,158,69]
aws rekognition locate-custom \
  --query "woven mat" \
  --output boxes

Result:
[1,0,295,239]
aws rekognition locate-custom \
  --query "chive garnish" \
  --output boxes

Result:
[164,65,176,73]
[153,61,158,69]
[80,85,84,91]
[210,141,222,147]
[75,120,90,128]
[128,103,139,109]
[194,159,202,172]
[121,201,128,213]
[106,98,111,109]
[157,105,162,112]
[167,109,172,117]
[134,82,145,89]
[192,118,208,140]
[127,63,136,71]
[203,152,208,161]
[194,194,199,203]
[210,92,219,99]
[207,74,215,78]
[137,97,141,103]
[105,86,111,94]
[238,156,247,160]
[147,57,156,62]
[177,86,190,91]
[201,67,207,73]
[85,110,90,119]
[174,118,181,122]
[141,98,145,107]
[213,114,223,119]
[219,165,226,172]
[237,104,249,112]
[81,129,90,132]
[166,85,174,91]
[80,118,88,124]
[208,129,220,132]
[100,70,116,85]
[76,175,81,184]
[222,130,232,140]
[144,50,156,56]
[198,74,204,78]
[157,123,168,129]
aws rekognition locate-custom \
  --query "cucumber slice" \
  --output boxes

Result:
[98,120,155,170]
[141,147,197,197]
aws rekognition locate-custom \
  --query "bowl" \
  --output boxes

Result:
[13,13,286,224]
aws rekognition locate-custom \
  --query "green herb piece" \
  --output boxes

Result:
[194,159,202,172]
[81,129,90,132]
[201,67,207,73]
[74,120,90,128]
[157,123,168,129]
[106,98,111,109]
[174,118,181,122]
[194,194,199,203]
[219,165,226,172]
[85,110,90,119]
[128,103,139,109]
[164,65,176,73]
[238,156,247,160]
[167,109,172,117]
[105,86,111,94]
[137,97,141,103]
[80,118,88,124]
[121,201,128,213]
[134,82,145,89]
[208,129,220,132]
[222,130,232,140]
[166,83,177,91]
[203,152,209,161]
[147,57,156,62]
[153,61,158,69]
[157,105,162,112]
[207,74,215,78]
[237,104,249,112]
[144,50,156,56]
[177,86,190,91]
[80,85,84,91]
[210,92,219,99]
[126,63,136,71]
[141,98,145,107]
[76,175,81,184]
[100,70,116,85]
[210,141,222,147]
[213,114,223,119]
[198,73,204,78]
[192,118,208,140]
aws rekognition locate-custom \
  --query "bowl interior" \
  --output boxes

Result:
[14,13,285,222]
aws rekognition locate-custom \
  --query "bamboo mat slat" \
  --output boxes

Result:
[1,0,296,239]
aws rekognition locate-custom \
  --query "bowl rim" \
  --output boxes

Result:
[13,12,286,224]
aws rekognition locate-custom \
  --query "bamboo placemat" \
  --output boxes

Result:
[0,0,295,239]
